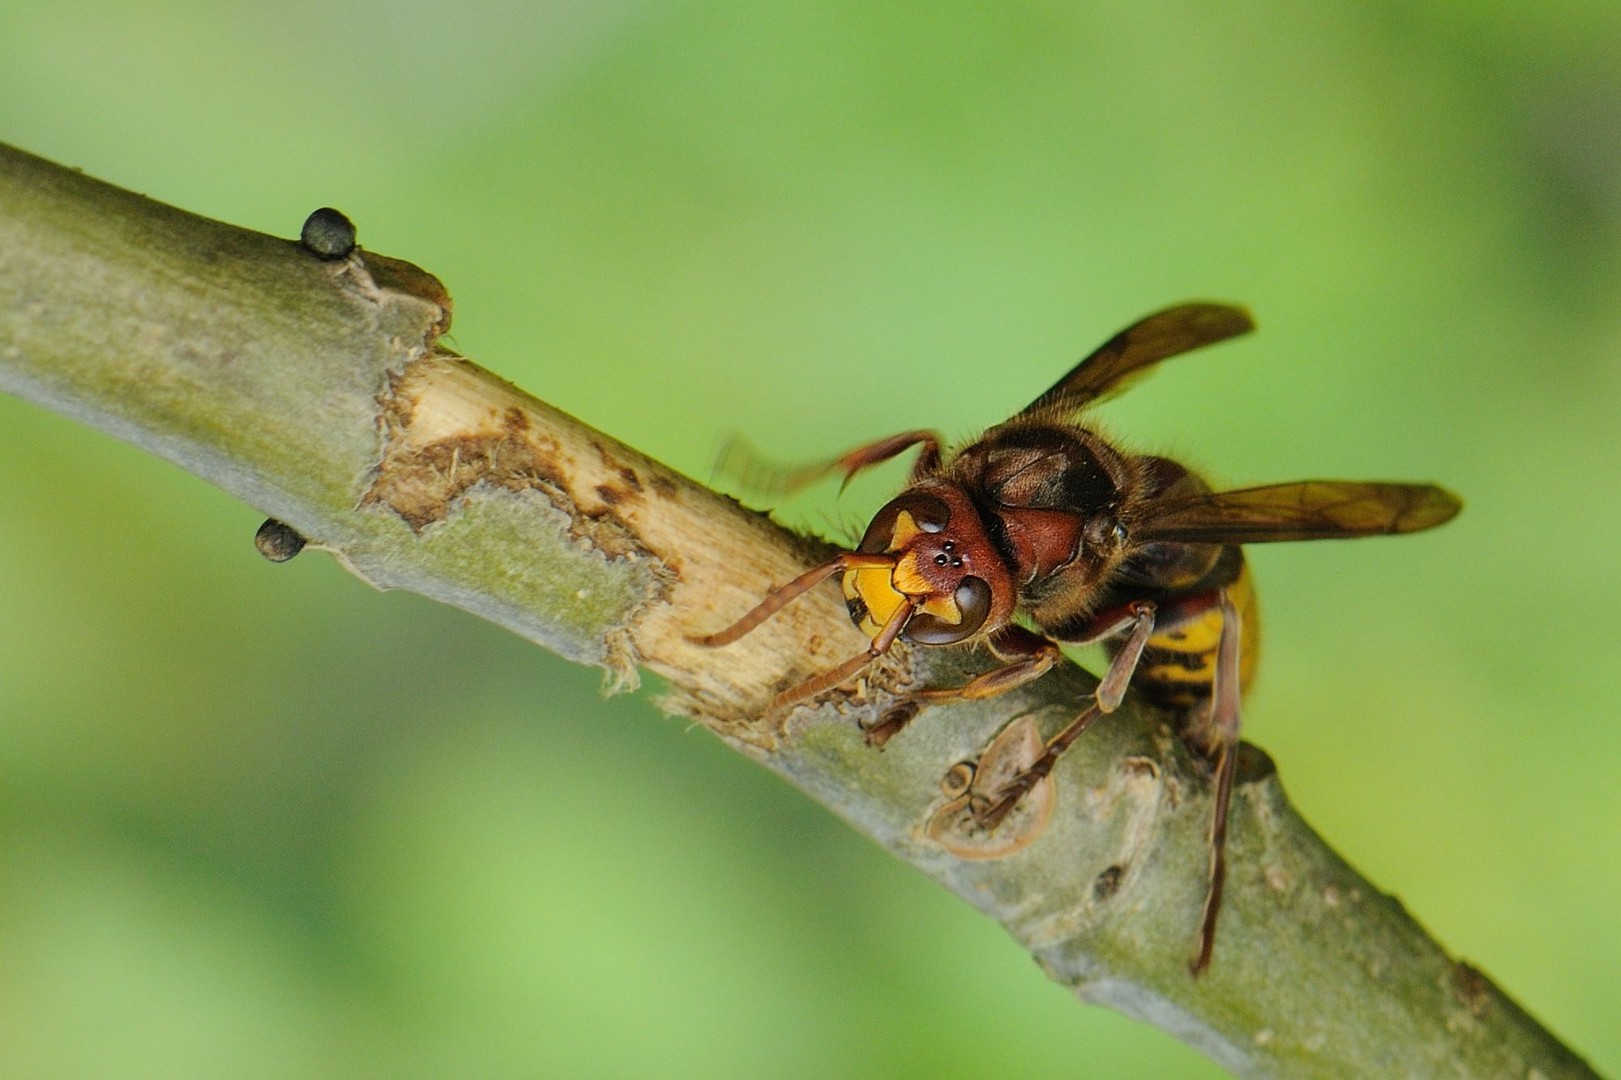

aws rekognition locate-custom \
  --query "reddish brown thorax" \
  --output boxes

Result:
[994,506,1084,584]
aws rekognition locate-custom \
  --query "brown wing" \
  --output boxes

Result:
[1135,481,1462,544]
[1019,303,1256,418]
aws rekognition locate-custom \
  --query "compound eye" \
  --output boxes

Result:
[858,490,952,553]
[904,575,992,645]
[953,575,993,633]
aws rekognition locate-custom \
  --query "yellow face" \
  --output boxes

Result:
[840,510,970,640]
[843,562,908,639]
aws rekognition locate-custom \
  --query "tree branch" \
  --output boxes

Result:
[0,142,1596,1079]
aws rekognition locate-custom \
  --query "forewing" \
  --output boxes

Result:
[1135,481,1462,544]
[1020,302,1255,418]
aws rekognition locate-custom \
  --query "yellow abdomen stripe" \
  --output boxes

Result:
[1135,562,1260,709]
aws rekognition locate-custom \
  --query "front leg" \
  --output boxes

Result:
[861,625,1061,747]
[972,597,1171,827]
[715,429,943,497]
[1057,599,1158,711]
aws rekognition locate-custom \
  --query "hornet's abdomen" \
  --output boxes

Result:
[1132,558,1260,712]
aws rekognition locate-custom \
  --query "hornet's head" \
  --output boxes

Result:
[841,482,1016,646]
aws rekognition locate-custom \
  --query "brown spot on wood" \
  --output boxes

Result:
[590,465,645,511]
[1451,961,1493,1019]
[1234,742,1276,784]
[590,443,645,493]
[1093,864,1123,900]
[861,699,919,748]
[650,473,679,498]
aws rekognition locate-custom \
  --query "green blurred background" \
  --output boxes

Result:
[3,3,1619,1077]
